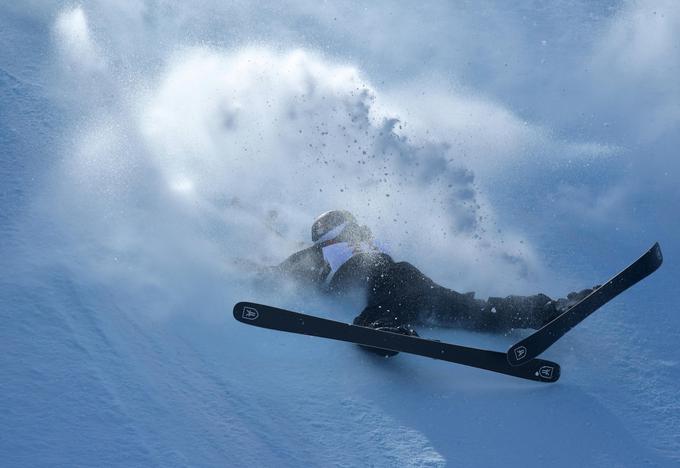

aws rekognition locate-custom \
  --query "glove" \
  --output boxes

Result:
[553,285,601,313]
[540,285,601,327]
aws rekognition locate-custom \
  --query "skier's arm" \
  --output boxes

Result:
[357,259,563,333]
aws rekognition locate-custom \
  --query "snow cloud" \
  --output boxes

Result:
[53,7,105,72]
[47,1,584,308]
[591,0,680,141]
[41,0,679,314]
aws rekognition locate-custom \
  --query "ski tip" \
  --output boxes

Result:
[534,361,561,383]
[233,301,260,322]
[507,342,532,367]
[233,301,246,316]
[651,242,663,266]
[507,344,560,382]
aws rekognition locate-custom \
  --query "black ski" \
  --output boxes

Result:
[234,301,560,383]
[508,242,663,366]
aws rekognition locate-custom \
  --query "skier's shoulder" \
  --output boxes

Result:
[278,243,324,270]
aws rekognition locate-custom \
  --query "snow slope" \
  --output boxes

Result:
[2,2,679,467]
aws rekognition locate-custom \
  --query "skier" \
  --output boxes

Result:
[270,210,595,355]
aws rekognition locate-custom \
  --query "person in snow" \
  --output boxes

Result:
[270,210,594,354]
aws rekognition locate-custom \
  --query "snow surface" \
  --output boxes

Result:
[2,2,679,467]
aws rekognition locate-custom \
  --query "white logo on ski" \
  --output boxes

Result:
[538,366,554,379]
[514,346,528,361]
[242,306,259,321]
